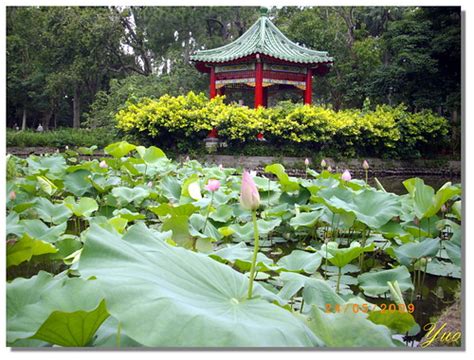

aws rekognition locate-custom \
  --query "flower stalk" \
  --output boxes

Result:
[247,210,260,299]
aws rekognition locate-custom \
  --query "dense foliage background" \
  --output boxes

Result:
[6,6,461,153]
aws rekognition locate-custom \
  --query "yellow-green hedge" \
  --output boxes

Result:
[115,92,449,156]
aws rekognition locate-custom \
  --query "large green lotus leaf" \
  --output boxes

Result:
[277,250,322,274]
[92,316,142,348]
[63,170,93,196]
[358,266,413,297]
[403,178,460,219]
[7,212,24,237]
[50,236,83,260]
[20,219,67,243]
[306,305,396,347]
[426,182,461,217]
[253,176,280,191]
[324,241,375,268]
[112,208,146,222]
[160,176,182,202]
[393,238,440,266]
[228,218,281,241]
[111,186,150,206]
[26,155,67,180]
[367,310,417,334]
[451,200,461,220]
[426,258,461,279]
[7,233,57,267]
[264,163,300,192]
[378,221,413,242]
[35,197,73,225]
[89,174,121,193]
[149,203,197,217]
[320,187,401,229]
[290,210,324,228]
[210,242,276,272]
[77,145,98,155]
[7,272,108,346]
[162,215,193,248]
[79,224,320,347]
[302,278,346,310]
[104,141,136,158]
[64,196,99,218]
[209,204,234,223]
[276,272,308,301]
[189,213,222,242]
[37,175,58,196]
[443,240,461,266]
[403,178,434,218]
[136,145,167,164]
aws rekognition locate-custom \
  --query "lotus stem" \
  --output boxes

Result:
[420,258,428,300]
[336,267,342,294]
[374,177,386,192]
[359,230,367,272]
[116,321,121,348]
[365,169,368,185]
[202,191,214,235]
[324,241,329,280]
[247,210,260,299]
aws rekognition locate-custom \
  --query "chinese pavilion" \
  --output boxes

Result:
[190,8,333,108]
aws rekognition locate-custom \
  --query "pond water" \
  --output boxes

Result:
[369,175,461,195]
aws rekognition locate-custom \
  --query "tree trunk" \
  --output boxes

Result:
[73,87,81,128]
[21,108,27,130]
[43,110,53,131]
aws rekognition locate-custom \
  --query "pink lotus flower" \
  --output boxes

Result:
[147,181,153,188]
[9,191,16,201]
[205,179,221,192]
[240,170,260,210]
[321,159,327,168]
[218,164,224,170]
[304,158,310,166]
[362,160,369,170]
[99,160,108,169]
[341,169,351,181]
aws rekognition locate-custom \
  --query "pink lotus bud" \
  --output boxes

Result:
[65,145,69,150]
[341,169,351,181]
[327,166,332,172]
[185,155,190,162]
[218,164,224,170]
[321,159,327,168]
[441,204,447,213]
[99,160,108,169]
[9,191,16,201]
[240,170,260,211]
[362,160,369,170]
[413,217,420,226]
[304,158,310,166]
[147,181,153,188]
[205,179,221,192]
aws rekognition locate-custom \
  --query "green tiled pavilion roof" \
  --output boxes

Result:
[190,12,333,65]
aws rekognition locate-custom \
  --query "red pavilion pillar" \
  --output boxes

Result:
[254,58,263,108]
[304,68,312,105]
[210,66,217,99]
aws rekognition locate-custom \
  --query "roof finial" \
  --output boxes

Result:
[260,7,268,17]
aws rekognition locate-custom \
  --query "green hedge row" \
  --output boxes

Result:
[116,92,450,158]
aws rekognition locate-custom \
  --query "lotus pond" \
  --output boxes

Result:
[6,142,462,348]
